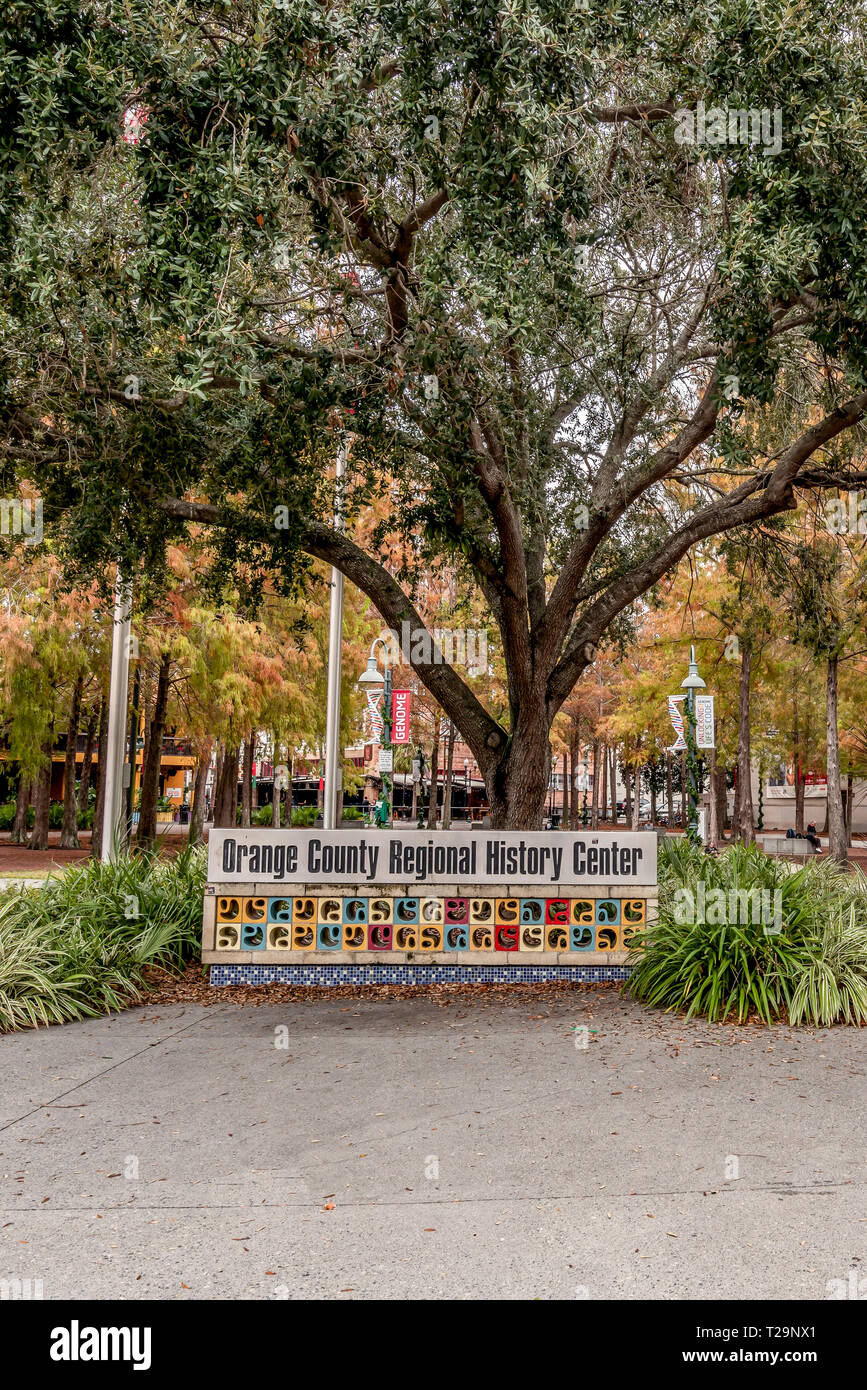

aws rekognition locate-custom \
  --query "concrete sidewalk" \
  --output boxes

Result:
[0,989,864,1300]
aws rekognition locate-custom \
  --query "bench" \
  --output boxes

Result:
[761,835,818,857]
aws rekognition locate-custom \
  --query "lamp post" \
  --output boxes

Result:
[582,751,589,827]
[322,437,348,830]
[101,569,133,861]
[357,637,392,826]
[681,644,706,845]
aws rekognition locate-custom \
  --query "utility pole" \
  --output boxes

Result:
[682,645,706,845]
[101,569,132,862]
[323,437,348,829]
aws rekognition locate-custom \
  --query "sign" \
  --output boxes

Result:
[391,689,411,744]
[273,763,289,791]
[208,829,657,886]
[667,694,687,751]
[377,748,393,774]
[695,694,715,749]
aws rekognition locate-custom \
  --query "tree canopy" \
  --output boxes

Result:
[5,1,867,823]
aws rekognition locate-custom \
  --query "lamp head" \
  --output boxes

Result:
[681,643,706,690]
[357,656,384,686]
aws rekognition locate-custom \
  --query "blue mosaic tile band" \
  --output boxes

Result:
[210,963,633,986]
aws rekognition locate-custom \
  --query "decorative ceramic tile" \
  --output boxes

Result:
[207,894,647,961]
[211,963,633,987]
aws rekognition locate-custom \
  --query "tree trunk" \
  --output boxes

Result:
[214,744,240,828]
[427,720,440,828]
[188,742,212,846]
[90,694,109,859]
[680,752,688,829]
[241,730,254,828]
[271,742,281,828]
[631,768,641,830]
[610,746,617,822]
[77,703,98,816]
[650,766,657,826]
[666,752,673,823]
[825,654,846,862]
[213,743,224,818]
[11,774,31,844]
[563,751,570,829]
[137,652,171,851]
[590,737,601,830]
[715,759,728,838]
[59,672,84,848]
[442,722,455,829]
[733,645,754,845]
[845,771,854,848]
[624,765,632,824]
[485,698,552,829]
[568,723,579,829]
[28,743,53,851]
[707,748,719,847]
[600,742,608,826]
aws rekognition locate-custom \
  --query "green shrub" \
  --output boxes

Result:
[291,804,318,826]
[0,847,206,1031]
[1,799,90,832]
[627,841,867,1026]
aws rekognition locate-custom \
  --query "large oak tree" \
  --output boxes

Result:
[5,1,867,825]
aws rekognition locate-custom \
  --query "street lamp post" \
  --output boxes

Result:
[323,437,348,830]
[681,644,706,845]
[357,638,392,826]
[101,569,133,861]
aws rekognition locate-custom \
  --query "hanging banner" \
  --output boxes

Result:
[391,689,411,744]
[695,694,715,749]
[667,694,687,752]
[366,690,383,741]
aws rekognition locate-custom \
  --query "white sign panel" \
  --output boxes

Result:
[695,694,715,749]
[378,748,393,773]
[208,829,657,887]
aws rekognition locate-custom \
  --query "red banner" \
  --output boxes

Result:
[391,689,411,744]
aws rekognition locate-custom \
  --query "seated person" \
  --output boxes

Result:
[805,822,821,852]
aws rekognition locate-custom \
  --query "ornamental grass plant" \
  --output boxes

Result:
[627,839,867,1025]
[0,846,205,1031]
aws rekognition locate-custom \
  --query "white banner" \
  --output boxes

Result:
[695,694,715,749]
[209,829,658,887]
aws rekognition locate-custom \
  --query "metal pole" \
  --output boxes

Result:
[323,438,347,830]
[101,568,132,861]
[686,646,700,844]
[382,660,393,822]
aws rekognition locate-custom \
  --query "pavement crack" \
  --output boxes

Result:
[0,1010,218,1134]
